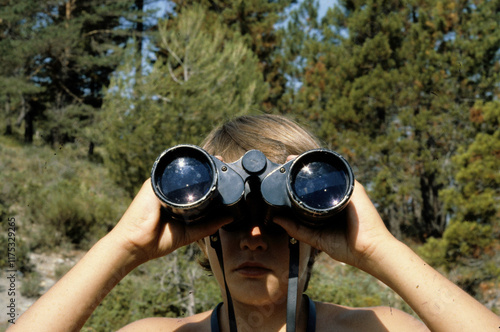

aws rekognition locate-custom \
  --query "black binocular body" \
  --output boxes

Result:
[151,144,355,228]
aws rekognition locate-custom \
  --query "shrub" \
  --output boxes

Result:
[418,220,499,298]
[307,256,413,314]
[418,220,494,271]
[0,233,34,273]
[0,137,131,251]
[20,271,43,298]
[417,236,449,267]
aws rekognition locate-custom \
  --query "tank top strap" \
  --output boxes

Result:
[211,302,223,332]
[306,294,316,332]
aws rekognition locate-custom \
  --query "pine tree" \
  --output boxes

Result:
[163,0,294,110]
[282,0,500,239]
[0,0,143,146]
[36,0,140,147]
[100,5,268,194]
[0,1,45,141]
[441,100,500,226]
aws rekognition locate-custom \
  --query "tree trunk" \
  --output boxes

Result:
[88,141,95,157]
[420,172,445,239]
[4,95,12,135]
[24,108,34,143]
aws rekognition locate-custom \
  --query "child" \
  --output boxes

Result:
[10,115,500,331]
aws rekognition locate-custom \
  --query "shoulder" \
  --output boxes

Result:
[315,301,430,332]
[117,310,213,332]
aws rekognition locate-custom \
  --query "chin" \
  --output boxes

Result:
[241,293,287,307]
[231,278,288,307]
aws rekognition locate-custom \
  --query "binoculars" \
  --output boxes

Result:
[151,144,355,228]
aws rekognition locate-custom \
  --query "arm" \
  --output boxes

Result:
[8,179,229,332]
[364,234,497,331]
[275,181,500,332]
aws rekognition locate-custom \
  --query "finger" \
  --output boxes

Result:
[273,215,348,257]
[273,216,321,249]
[182,215,233,244]
[286,155,298,162]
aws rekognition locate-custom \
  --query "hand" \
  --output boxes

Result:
[109,178,231,264]
[273,156,396,270]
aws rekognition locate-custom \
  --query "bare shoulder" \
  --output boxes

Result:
[117,310,212,332]
[315,301,430,332]
[365,306,430,331]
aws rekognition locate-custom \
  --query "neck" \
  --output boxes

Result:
[218,295,309,332]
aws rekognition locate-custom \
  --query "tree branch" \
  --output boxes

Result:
[59,82,84,103]
[167,60,183,85]
[82,29,115,37]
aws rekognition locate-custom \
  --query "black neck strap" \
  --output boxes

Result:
[287,238,300,332]
[210,233,307,332]
[210,232,238,332]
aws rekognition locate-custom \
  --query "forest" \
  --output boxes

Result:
[0,0,499,330]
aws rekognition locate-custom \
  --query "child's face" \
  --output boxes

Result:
[203,218,313,307]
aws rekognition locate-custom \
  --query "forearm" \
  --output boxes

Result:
[8,234,142,332]
[363,239,500,332]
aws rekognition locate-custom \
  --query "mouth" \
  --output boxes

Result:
[234,262,272,277]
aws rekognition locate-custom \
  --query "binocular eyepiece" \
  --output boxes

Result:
[151,144,355,228]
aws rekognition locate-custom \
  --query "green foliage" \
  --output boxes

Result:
[419,221,494,269]
[441,100,500,226]
[0,1,45,141]
[0,145,34,274]
[20,271,43,298]
[54,262,73,280]
[0,136,130,250]
[26,178,120,248]
[418,220,500,296]
[100,5,268,194]
[416,237,449,267]
[307,257,414,315]
[0,231,34,274]
[282,0,500,240]
[170,0,294,108]
[0,0,142,144]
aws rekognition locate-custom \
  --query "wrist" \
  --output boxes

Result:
[355,236,408,280]
[98,231,150,272]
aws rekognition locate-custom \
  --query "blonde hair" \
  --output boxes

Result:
[201,114,321,163]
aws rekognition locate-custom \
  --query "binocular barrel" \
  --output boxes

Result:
[151,144,354,227]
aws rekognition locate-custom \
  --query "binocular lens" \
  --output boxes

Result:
[154,151,214,205]
[291,161,348,210]
[288,149,353,217]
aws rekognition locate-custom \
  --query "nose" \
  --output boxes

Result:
[240,226,268,251]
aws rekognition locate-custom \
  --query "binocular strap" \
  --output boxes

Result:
[210,232,303,332]
[210,231,238,332]
[287,238,300,332]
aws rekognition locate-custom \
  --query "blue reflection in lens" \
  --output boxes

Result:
[160,156,213,205]
[292,161,347,210]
